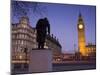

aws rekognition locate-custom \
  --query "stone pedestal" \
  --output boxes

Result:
[29,49,52,73]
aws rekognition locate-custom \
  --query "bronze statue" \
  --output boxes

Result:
[36,17,50,49]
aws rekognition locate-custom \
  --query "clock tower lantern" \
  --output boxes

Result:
[77,13,86,56]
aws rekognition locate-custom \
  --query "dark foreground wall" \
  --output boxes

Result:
[53,63,96,72]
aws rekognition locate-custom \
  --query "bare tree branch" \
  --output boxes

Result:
[11,1,47,18]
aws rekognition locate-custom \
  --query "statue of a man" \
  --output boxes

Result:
[36,17,50,49]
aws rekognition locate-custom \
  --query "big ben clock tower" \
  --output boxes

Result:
[77,13,86,56]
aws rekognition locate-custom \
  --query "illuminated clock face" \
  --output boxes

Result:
[79,24,83,29]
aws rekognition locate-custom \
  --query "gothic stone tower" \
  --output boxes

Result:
[77,13,86,56]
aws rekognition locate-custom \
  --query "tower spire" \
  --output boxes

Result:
[78,12,84,25]
[79,12,82,17]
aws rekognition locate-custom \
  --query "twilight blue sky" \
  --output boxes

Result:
[12,1,96,53]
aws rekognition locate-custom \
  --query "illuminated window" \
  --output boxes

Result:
[19,55,23,59]
[16,40,17,44]
[19,40,21,44]
[18,40,19,44]
[21,23,27,28]
[21,40,24,45]
[22,34,24,38]
[33,44,37,48]
[24,41,26,45]
[12,35,15,38]
[24,35,25,38]
[33,34,36,37]
[33,39,36,42]
[13,31,17,33]
[17,35,19,39]
[26,35,28,38]
[24,30,27,33]
[19,34,21,38]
